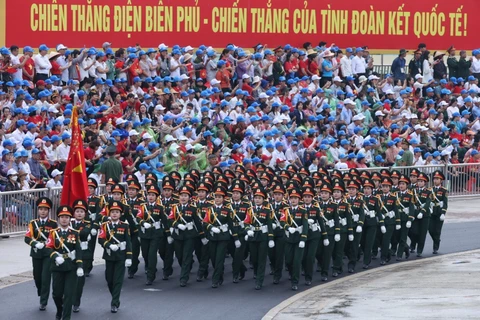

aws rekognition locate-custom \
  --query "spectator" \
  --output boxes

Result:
[45,169,63,188]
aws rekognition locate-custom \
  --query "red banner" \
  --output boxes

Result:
[3,0,477,51]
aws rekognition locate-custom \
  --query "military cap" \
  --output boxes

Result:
[106,177,119,185]
[197,181,211,192]
[184,173,196,182]
[189,169,201,180]
[145,178,156,187]
[235,165,246,175]
[371,172,382,181]
[57,205,73,217]
[381,177,393,186]
[112,184,125,194]
[311,171,321,181]
[179,186,193,196]
[299,167,310,176]
[246,169,257,179]
[259,172,271,182]
[265,167,276,177]
[145,173,158,181]
[399,175,410,184]
[73,199,88,211]
[333,181,345,192]
[127,180,141,190]
[291,173,302,184]
[108,201,124,213]
[169,171,182,181]
[380,169,391,178]
[231,181,245,194]
[212,167,223,175]
[253,188,266,198]
[238,173,250,184]
[331,169,343,179]
[360,171,371,181]
[217,174,229,184]
[286,164,297,175]
[390,170,401,179]
[349,168,360,176]
[433,170,445,180]
[286,181,299,192]
[302,177,315,189]
[36,197,52,209]
[87,178,98,188]
[125,173,139,182]
[346,180,359,189]
[418,173,429,182]
[343,172,352,181]
[302,186,315,197]
[224,169,235,179]
[410,168,420,177]
[272,184,286,194]
[363,179,375,189]
[320,183,332,193]
[214,186,227,197]
[289,188,302,198]
[162,179,175,190]
[146,185,160,195]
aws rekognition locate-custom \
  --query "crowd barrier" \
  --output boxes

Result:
[1,164,478,236]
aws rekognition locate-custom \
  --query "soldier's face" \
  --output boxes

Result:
[363,187,372,196]
[59,215,71,227]
[303,195,313,204]
[37,207,49,219]
[113,192,122,201]
[147,193,157,203]
[232,191,242,201]
[333,190,342,199]
[411,176,417,183]
[179,193,190,204]
[163,189,173,198]
[399,182,407,191]
[74,209,85,220]
[417,180,426,188]
[197,190,207,200]
[290,197,299,206]
[273,193,283,203]
[320,191,330,201]
[381,185,391,193]
[253,196,264,206]
[433,178,442,186]
[88,186,95,195]
[110,210,121,221]
[214,195,224,206]
[347,187,357,196]
[128,188,138,198]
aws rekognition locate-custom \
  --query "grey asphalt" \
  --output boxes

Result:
[1,221,479,320]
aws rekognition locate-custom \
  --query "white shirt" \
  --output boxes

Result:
[56,143,70,161]
[33,54,52,75]
[471,57,480,73]
[170,58,181,78]
[10,128,26,148]
[340,55,353,77]
[10,54,22,81]
[134,171,146,183]
[351,56,366,75]
[46,179,62,188]
[422,60,433,83]
[95,61,107,79]
[58,55,69,83]
[269,149,287,168]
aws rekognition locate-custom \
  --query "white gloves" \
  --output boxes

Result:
[417,213,423,220]
[348,234,354,241]
[356,226,362,233]
[247,230,254,237]
[235,240,241,248]
[323,239,330,246]
[440,214,445,221]
[143,222,152,229]
[308,219,314,224]
[89,213,96,221]
[90,229,97,236]
[244,235,249,241]
[77,268,84,277]
[272,223,276,230]
[396,224,401,230]
[167,236,174,244]
[110,244,119,252]
[288,227,295,234]
[380,226,386,234]
[35,242,45,250]
[211,227,221,234]
[87,234,91,241]
[406,221,412,228]
[55,256,65,266]
[177,224,186,231]
[334,234,340,242]
[268,240,275,248]
[299,241,305,248]
[125,259,132,267]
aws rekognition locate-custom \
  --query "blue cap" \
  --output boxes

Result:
[61,133,71,140]
[148,142,159,150]
[275,142,284,149]
[203,130,213,137]
[356,47,364,53]
[413,147,422,153]
[409,138,419,144]
[27,122,37,130]
[367,87,375,93]
[265,142,274,149]
[471,150,479,156]
[461,110,471,116]
[51,135,60,143]
[139,163,150,170]
[464,97,473,103]
[375,155,384,162]
[39,44,49,51]
[452,138,460,144]
[156,162,165,168]
[136,145,145,152]
[340,139,350,145]
[452,112,461,117]
[339,153,347,159]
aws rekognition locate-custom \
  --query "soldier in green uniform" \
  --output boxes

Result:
[302,186,326,286]
[282,187,308,290]
[98,201,132,313]
[193,181,214,282]
[345,180,365,273]
[159,177,177,280]
[71,199,91,313]
[124,180,144,278]
[138,185,168,285]
[408,169,420,252]
[316,183,337,281]
[45,205,83,320]
[86,178,103,276]
[169,186,205,287]
[244,187,274,290]
[203,186,235,288]
[24,197,57,311]
[395,175,415,261]
[269,183,289,284]
[361,180,385,269]
[379,177,400,265]
[229,181,251,283]
[332,181,353,277]
[413,173,432,257]
[102,177,119,203]
[429,170,448,254]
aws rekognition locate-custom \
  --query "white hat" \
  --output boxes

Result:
[410,114,418,119]
[221,147,232,156]
[414,124,422,130]
[158,43,168,50]
[185,144,193,151]
[56,44,67,51]
[439,101,449,106]
[129,130,139,136]
[48,106,59,113]
[115,118,126,125]
[7,169,17,176]
[51,169,63,177]
[242,74,251,79]
[180,74,189,80]
[210,79,220,86]
[415,74,424,80]
[102,42,112,48]
[259,93,268,99]
[312,75,321,81]
[272,118,281,125]
[336,163,348,169]
[155,105,165,110]
[401,112,411,119]
[333,76,342,82]
[385,89,395,95]
[368,75,380,80]
[252,76,261,84]
[358,75,368,83]
[142,133,153,140]
[375,110,384,116]
[169,144,179,157]
[184,45,194,52]
[178,136,188,141]
[352,114,365,121]
[165,135,177,143]
[344,99,355,105]
[279,115,289,121]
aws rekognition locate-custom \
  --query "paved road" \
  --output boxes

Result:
[1,221,479,320]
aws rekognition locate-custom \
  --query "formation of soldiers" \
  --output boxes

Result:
[24,166,449,319]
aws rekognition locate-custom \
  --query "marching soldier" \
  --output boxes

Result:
[138,185,168,285]
[395,175,414,260]
[316,183,337,281]
[244,187,274,290]
[332,181,353,277]
[169,186,204,287]
[412,173,432,257]
[302,186,326,286]
[45,205,84,320]
[229,181,251,283]
[102,177,119,203]
[379,177,400,265]
[86,178,103,276]
[361,180,385,269]
[193,181,214,282]
[98,201,132,313]
[159,177,177,280]
[124,180,144,278]
[345,180,365,273]
[25,197,57,311]
[269,184,289,284]
[429,170,448,254]
[71,199,91,313]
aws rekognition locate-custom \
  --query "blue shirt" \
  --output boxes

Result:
[322,60,333,77]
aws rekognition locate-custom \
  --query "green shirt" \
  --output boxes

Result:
[401,150,414,166]
[100,157,123,182]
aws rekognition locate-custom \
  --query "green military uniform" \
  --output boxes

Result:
[98,201,132,313]
[229,195,251,282]
[429,171,448,253]
[316,191,339,281]
[158,179,177,279]
[86,178,104,276]
[302,197,326,285]
[361,188,385,267]
[24,197,57,310]
[345,187,365,272]
[45,206,83,320]
[244,188,273,290]
[411,174,432,256]
[332,198,353,276]
[379,178,400,264]
[269,193,289,284]
[194,196,214,281]
[395,182,415,259]
[125,180,145,278]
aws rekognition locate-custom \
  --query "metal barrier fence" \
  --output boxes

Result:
[1,164,478,236]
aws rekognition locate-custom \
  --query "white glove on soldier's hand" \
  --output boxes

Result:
[308,219,314,224]
[35,242,45,250]
[211,227,220,234]
[348,234,354,241]
[440,214,445,221]
[143,222,152,229]
[268,240,275,248]
[272,223,277,230]
[247,230,254,237]
[201,238,209,245]
[235,240,241,248]
[167,236,174,244]
[396,224,401,230]
[244,235,249,241]
[417,213,423,220]
[406,221,412,228]
[380,226,386,234]
[334,234,340,242]
[125,259,132,267]
[323,239,330,247]
[177,224,186,231]
[299,241,305,248]
[109,244,119,252]
[90,229,97,236]
[356,226,362,233]
[288,227,295,234]
[76,268,84,277]
[55,256,65,266]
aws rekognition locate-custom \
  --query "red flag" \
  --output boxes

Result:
[60,106,88,207]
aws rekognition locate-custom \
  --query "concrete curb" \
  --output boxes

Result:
[262,249,480,320]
